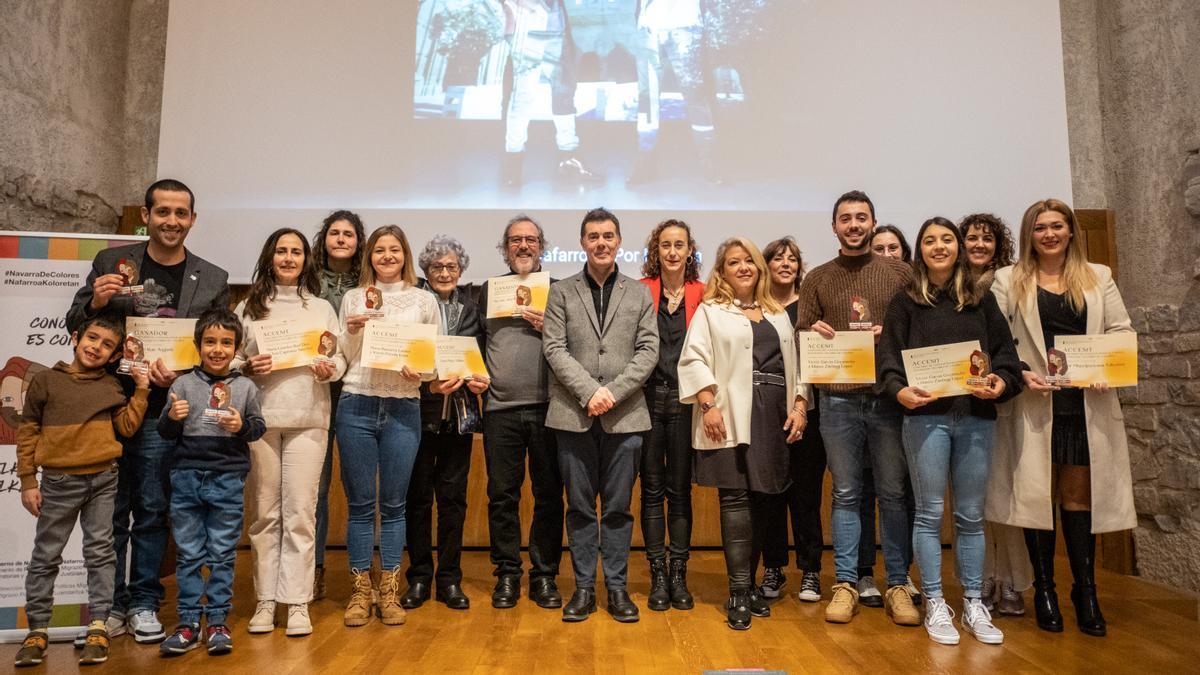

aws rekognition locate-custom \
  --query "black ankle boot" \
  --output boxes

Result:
[668,558,694,610]
[1061,508,1107,637]
[1024,526,1064,632]
[647,559,670,611]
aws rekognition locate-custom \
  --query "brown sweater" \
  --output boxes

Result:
[795,252,913,393]
[15,361,149,490]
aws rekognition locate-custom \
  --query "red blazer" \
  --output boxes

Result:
[640,277,705,326]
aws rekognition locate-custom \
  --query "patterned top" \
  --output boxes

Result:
[339,281,442,399]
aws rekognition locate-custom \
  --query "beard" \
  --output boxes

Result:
[837,232,870,252]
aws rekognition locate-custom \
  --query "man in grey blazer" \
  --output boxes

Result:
[65,179,229,645]
[543,207,658,623]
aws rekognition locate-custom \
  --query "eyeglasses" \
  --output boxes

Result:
[507,235,540,246]
[429,264,460,274]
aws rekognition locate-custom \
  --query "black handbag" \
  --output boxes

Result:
[450,387,482,434]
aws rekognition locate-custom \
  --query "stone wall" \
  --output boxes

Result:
[0,0,167,233]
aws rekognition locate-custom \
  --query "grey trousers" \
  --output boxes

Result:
[25,467,119,627]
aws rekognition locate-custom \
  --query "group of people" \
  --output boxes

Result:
[13,179,1135,666]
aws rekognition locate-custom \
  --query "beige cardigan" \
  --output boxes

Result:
[677,301,809,450]
[986,263,1136,534]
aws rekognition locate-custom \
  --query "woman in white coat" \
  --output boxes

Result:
[678,237,808,631]
[987,198,1135,638]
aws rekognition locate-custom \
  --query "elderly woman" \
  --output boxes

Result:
[401,235,488,611]
[678,237,808,630]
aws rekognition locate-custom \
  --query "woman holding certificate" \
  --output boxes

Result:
[988,199,1136,638]
[677,237,808,631]
[877,217,1022,646]
[337,225,441,628]
[233,228,346,637]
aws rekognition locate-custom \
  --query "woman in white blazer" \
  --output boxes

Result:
[987,198,1135,638]
[678,237,809,631]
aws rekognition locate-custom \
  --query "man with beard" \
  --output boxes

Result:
[65,179,229,645]
[477,214,565,610]
[794,190,919,627]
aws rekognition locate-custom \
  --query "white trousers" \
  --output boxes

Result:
[982,520,1033,592]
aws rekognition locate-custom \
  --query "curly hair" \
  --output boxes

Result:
[418,235,470,274]
[958,212,1015,271]
[640,219,700,282]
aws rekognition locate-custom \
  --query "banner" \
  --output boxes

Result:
[0,231,147,643]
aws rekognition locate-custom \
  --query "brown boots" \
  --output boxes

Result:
[378,567,407,625]
[344,569,375,627]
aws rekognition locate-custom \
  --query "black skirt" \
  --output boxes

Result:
[1051,413,1090,466]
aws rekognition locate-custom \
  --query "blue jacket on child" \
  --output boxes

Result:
[158,366,266,474]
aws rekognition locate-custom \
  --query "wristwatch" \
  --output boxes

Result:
[700,401,717,413]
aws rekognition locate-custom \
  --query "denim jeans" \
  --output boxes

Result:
[336,393,420,571]
[170,469,246,626]
[820,391,911,586]
[112,415,172,614]
[640,384,693,562]
[902,412,994,599]
[314,381,342,568]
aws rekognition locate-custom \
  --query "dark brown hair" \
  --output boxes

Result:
[640,219,700,282]
[762,236,806,293]
[244,228,322,321]
[958,212,1015,271]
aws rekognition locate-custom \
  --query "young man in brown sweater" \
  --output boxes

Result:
[14,314,150,668]
[794,190,921,627]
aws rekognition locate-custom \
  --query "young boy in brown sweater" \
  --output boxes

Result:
[13,314,150,668]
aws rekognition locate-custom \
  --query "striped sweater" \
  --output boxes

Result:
[15,361,149,490]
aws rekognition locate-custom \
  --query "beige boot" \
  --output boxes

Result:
[344,569,374,627]
[378,567,407,625]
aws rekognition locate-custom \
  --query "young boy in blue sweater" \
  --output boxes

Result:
[157,308,265,656]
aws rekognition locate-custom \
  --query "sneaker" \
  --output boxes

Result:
[824,581,859,623]
[980,577,997,611]
[248,600,276,633]
[923,597,960,645]
[798,572,822,602]
[206,624,233,655]
[906,575,923,606]
[129,609,166,644]
[996,582,1026,616]
[78,624,110,665]
[885,585,922,626]
[856,576,884,608]
[286,604,313,637]
[74,612,127,648]
[758,567,787,599]
[160,624,201,656]
[748,592,771,618]
[14,630,48,667]
[962,598,1005,644]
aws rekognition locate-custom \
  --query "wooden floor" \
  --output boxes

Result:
[8,550,1198,674]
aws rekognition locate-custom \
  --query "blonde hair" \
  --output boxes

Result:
[1011,199,1096,313]
[359,225,417,287]
[703,238,783,314]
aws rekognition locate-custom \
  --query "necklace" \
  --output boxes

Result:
[663,283,684,312]
[733,297,759,310]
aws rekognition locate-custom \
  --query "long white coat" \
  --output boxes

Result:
[986,263,1136,533]
[677,301,809,450]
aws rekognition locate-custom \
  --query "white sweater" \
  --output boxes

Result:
[340,281,442,399]
[233,286,346,430]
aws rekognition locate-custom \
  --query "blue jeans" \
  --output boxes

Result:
[819,391,911,586]
[170,469,246,626]
[335,393,420,571]
[902,413,994,599]
[112,416,172,613]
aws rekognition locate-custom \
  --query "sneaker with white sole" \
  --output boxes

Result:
[286,604,313,637]
[248,600,276,633]
[129,609,166,644]
[74,612,127,648]
[996,582,1025,616]
[923,597,960,645]
[758,567,786,599]
[206,624,233,655]
[159,624,200,656]
[856,576,883,608]
[962,598,1004,644]
[798,572,821,602]
[980,577,997,611]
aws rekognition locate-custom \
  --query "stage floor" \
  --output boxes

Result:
[7,550,1198,674]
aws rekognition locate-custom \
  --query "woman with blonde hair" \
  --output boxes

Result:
[988,199,1135,638]
[678,237,809,630]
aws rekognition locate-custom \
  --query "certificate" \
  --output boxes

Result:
[1049,333,1138,388]
[361,321,437,374]
[435,336,489,380]
[251,318,335,371]
[486,271,550,319]
[125,317,199,371]
[799,331,876,384]
[901,340,981,398]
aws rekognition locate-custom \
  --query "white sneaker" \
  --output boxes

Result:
[248,600,276,633]
[286,604,313,637]
[856,576,883,608]
[923,597,960,645]
[73,613,127,648]
[128,609,165,643]
[962,598,1004,644]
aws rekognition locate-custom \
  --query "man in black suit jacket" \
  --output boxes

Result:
[65,179,229,644]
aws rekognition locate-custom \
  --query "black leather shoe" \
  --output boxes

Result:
[647,559,670,611]
[492,575,520,609]
[726,593,751,630]
[562,589,597,622]
[401,580,431,609]
[749,592,771,618]
[436,584,470,610]
[529,577,563,609]
[668,559,695,610]
[606,589,640,623]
